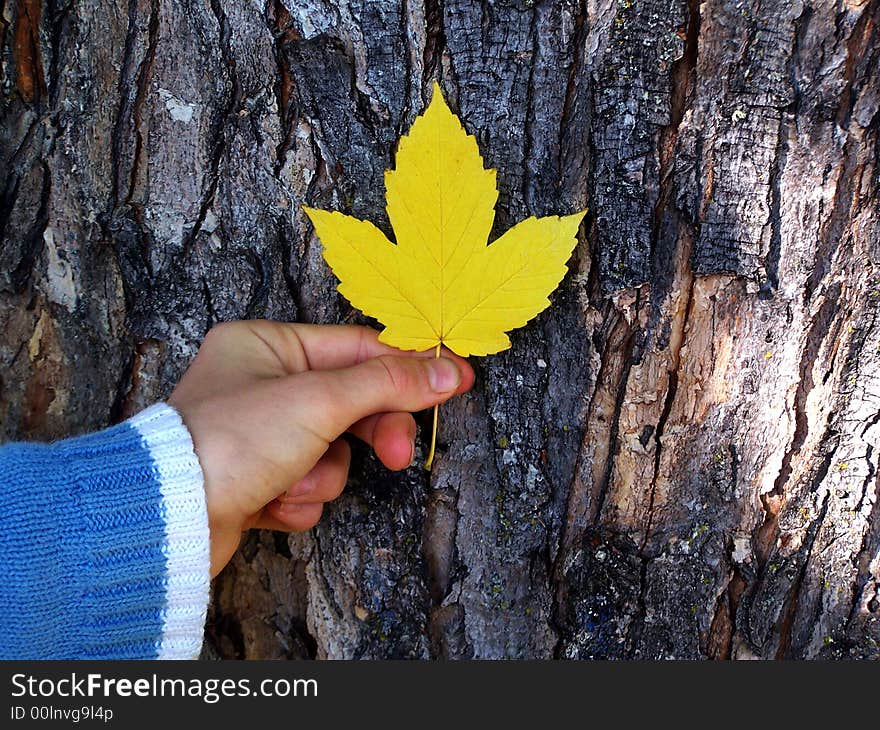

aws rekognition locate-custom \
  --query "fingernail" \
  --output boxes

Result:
[408,438,416,467]
[286,474,317,499]
[427,358,461,393]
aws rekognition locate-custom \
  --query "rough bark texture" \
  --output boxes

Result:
[2,0,879,659]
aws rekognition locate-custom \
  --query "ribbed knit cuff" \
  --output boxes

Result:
[128,404,211,659]
[57,403,210,659]
[0,403,210,659]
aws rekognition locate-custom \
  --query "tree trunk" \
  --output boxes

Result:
[2,0,878,659]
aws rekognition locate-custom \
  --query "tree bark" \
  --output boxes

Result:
[2,0,878,659]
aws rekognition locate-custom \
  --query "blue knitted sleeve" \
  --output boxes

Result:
[0,404,210,659]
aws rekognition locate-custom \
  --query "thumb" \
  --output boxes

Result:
[297,354,465,440]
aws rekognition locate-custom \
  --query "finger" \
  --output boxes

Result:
[260,502,324,532]
[245,321,473,374]
[277,438,350,504]
[349,412,416,470]
[294,354,471,441]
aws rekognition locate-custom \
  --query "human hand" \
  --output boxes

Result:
[168,321,474,576]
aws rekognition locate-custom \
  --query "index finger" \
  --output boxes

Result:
[247,321,469,372]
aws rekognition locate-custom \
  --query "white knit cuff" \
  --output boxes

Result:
[129,403,210,660]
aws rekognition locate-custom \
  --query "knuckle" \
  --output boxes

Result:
[355,326,372,365]
[290,372,341,439]
[306,373,340,413]
[375,355,413,394]
[204,321,237,345]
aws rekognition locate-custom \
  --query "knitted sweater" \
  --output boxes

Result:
[0,403,210,659]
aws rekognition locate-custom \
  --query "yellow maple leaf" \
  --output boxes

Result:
[303,81,585,467]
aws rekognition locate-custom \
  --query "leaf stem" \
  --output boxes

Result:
[424,343,442,470]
